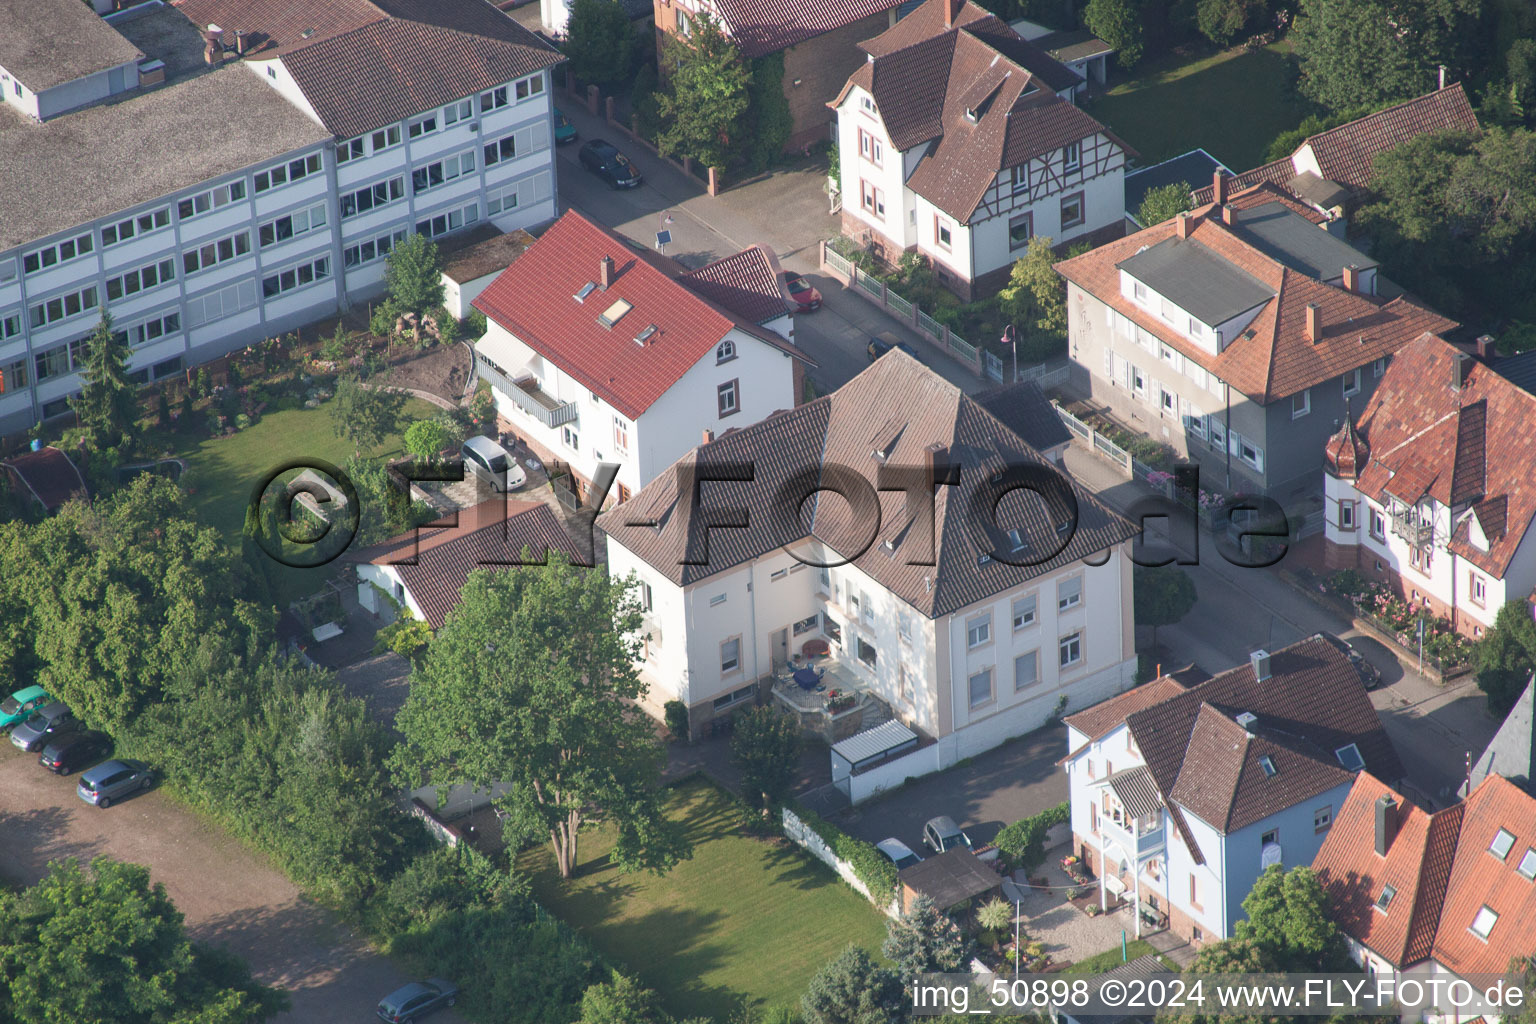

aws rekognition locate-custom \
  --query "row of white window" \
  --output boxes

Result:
[1104,346,1266,471]
[966,634,1080,710]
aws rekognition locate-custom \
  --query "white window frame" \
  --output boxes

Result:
[261,256,331,299]
[343,227,408,268]
[253,153,322,193]
[416,201,480,239]
[412,151,477,194]
[1343,367,1362,397]
[105,257,175,302]
[28,285,99,329]
[717,379,739,416]
[562,424,580,451]
[966,615,991,649]
[258,202,327,247]
[372,125,402,152]
[1058,630,1083,668]
[1062,141,1082,174]
[1292,389,1310,419]
[100,208,169,247]
[1057,575,1082,611]
[340,177,405,219]
[1470,905,1498,940]
[443,98,474,126]
[1012,593,1037,630]
[23,232,95,275]
[181,231,251,275]
[176,181,246,221]
[720,636,741,675]
[408,112,440,138]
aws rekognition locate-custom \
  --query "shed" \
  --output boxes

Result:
[440,228,538,320]
[831,719,918,780]
[1057,954,1173,1024]
[898,847,1002,912]
[0,446,87,513]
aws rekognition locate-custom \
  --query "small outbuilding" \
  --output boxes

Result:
[440,228,538,320]
[0,445,87,513]
[897,847,1002,914]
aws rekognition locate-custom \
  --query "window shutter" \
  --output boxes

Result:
[1104,348,1113,379]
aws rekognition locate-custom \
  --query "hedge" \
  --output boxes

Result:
[791,803,898,902]
[993,802,1069,872]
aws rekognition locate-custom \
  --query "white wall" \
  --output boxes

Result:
[834,87,911,251]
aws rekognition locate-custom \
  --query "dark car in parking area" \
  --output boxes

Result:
[39,731,112,775]
[1316,632,1381,690]
[77,759,153,808]
[10,702,79,752]
[378,979,459,1023]
[867,331,920,362]
[577,139,642,189]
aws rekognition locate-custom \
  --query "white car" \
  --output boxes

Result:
[461,436,526,492]
[876,837,924,871]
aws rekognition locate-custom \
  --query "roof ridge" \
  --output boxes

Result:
[1305,83,1468,147]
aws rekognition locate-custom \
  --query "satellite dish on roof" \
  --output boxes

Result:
[1261,843,1283,869]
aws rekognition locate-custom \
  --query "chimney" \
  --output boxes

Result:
[1342,264,1359,293]
[1212,170,1228,207]
[944,0,958,29]
[1221,203,1236,226]
[924,442,947,480]
[1374,794,1398,856]
[234,29,247,55]
[1452,351,1472,391]
[203,29,220,64]
[1250,649,1271,682]
[1476,334,1494,360]
[599,255,614,290]
[702,428,714,444]
[1175,211,1190,240]
[1305,303,1321,343]
[1439,64,1447,90]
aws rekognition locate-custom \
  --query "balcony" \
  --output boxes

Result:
[1389,508,1434,548]
[475,356,578,429]
[1098,814,1165,860]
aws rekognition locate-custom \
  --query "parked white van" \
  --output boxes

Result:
[461,436,526,492]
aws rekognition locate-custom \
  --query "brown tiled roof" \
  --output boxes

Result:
[1349,334,1536,578]
[1055,186,1458,404]
[1118,635,1402,861]
[834,0,1115,222]
[1191,158,1297,206]
[680,245,792,326]
[174,0,564,138]
[899,846,1002,909]
[973,381,1072,453]
[1324,408,1370,479]
[1192,85,1478,204]
[1316,773,1536,974]
[597,351,1139,618]
[1064,674,1189,744]
[711,0,907,57]
[351,498,581,629]
[0,446,87,512]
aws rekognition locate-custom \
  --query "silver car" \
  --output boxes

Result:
[10,701,78,752]
[77,759,152,808]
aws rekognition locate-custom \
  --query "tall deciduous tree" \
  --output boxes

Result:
[999,236,1068,335]
[0,857,286,1024]
[390,556,689,878]
[1133,565,1197,652]
[331,373,407,454]
[1137,182,1193,227]
[1475,601,1536,715]
[1235,865,1352,972]
[730,705,801,809]
[69,309,140,451]
[563,0,638,92]
[1083,0,1143,67]
[1196,0,1264,46]
[383,233,445,326]
[655,14,751,169]
[578,971,669,1024]
[800,945,904,1024]
[881,894,972,985]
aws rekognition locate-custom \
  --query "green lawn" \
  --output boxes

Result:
[175,398,436,604]
[1063,939,1163,974]
[1086,43,1308,171]
[519,778,891,1021]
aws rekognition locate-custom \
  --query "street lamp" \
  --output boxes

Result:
[1001,324,1017,383]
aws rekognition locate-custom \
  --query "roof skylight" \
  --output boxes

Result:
[598,298,632,328]
[574,281,597,303]
[1334,743,1365,771]
[1490,828,1516,860]
[1375,884,1395,911]
[1259,755,1277,777]
[1517,848,1536,881]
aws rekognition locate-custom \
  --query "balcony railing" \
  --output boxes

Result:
[475,356,579,429]
[1099,816,1166,859]
[1389,509,1433,548]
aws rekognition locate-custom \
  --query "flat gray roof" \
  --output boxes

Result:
[1233,200,1377,279]
[1117,238,1274,327]
[0,0,144,91]
[0,18,330,251]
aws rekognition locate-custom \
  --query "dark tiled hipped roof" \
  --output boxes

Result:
[1055,184,1458,404]
[680,246,792,326]
[711,0,908,57]
[598,351,1139,618]
[1349,334,1536,578]
[973,382,1072,453]
[351,498,580,629]
[1466,677,1535,796]
[174,0,564,138]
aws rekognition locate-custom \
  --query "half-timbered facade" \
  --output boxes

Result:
[830,0,1128,299]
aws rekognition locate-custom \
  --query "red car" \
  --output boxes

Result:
[783,272,822,312]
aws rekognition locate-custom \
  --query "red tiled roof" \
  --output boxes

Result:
[1192,85,1478,204]
[1314,773,1536,975]
[354,498,580,629]
[173,0,564,138]
[0,446,87,512]
[1055,184,1458,404]
[711,0,907,58]
[680,245,791,326]
[473,211,805,421]
[1349,334,1536,578]
[1324,410,1370,480]
[833,0,1119,222]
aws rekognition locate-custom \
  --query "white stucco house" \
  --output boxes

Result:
[598,352,1141,796]
[472,211,811,507]
[829,0,1130,299]
[1062,635,1404,946]
[1323,334,1536,640]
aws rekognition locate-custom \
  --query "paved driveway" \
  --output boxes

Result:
[834,724,1068,855]
[0,745,464,1024]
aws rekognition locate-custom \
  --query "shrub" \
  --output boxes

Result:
[464,308,488,340]
[375,616,434,662]
[234,413,252,431]
[664,699,691,742]
[993,802,1069,872]
[792,805,897,901]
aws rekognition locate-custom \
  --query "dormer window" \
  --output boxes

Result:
[1375,884,1396,911]
[716,339,736,363]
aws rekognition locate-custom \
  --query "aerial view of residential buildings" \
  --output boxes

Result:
[3,0,1536,1019]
